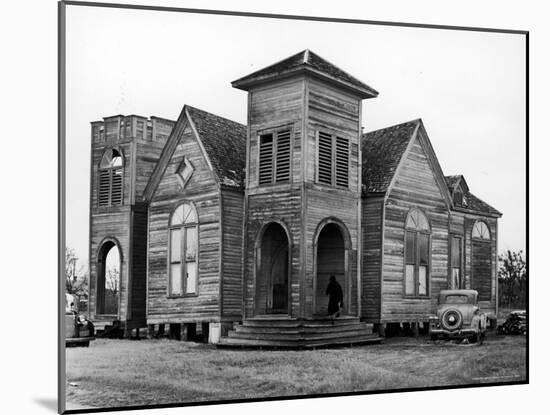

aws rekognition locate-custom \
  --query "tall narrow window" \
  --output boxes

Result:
[451,236,463,289]
[317,131,349,188]
[472,220,491,301]
[258,129,292,185]
[168,203,198,296]
[98,148,124,207]
[404,209,431,297]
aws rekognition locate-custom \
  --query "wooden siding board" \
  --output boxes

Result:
[221,189,244,318]
[89,208,131,321]
[381,136,449,322]
[147,125,221,322]
[361,198,383,322]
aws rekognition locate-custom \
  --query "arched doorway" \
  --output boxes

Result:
[97,241,121,316]
[255,222,290,315]
[315,222,348,316]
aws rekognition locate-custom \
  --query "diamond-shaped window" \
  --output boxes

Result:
[176,156,194,188]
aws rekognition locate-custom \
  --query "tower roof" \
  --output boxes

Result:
[232,49,378,99]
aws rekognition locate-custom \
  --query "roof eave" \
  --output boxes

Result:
[232,66,378,99]
[453,206,502,218]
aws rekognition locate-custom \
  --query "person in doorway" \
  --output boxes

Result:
[325,275,343,323]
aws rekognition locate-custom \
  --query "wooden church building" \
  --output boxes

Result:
[87,50,501,346]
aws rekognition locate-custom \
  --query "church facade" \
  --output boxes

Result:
[87,50,501,344]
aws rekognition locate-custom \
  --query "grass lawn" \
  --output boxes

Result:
[65,335,526,410]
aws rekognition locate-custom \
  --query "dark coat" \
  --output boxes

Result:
[325,279,343,315]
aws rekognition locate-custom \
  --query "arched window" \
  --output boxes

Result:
[472,221,490,240]
[404,208,430,297]
[98,148,124,206]
[168,203,198,296]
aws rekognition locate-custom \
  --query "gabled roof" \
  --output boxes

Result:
[361,119,421,195]
[232,49,378,99]
[185,106,246,188]
[445,174,470,193]
[445,175,502,217]
[361,120,500,217]
[143,105,246,201]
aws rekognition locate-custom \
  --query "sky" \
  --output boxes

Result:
[65,4,526,267]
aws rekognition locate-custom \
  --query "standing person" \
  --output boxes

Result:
[325,275,343,323]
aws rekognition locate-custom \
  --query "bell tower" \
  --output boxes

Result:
[88,114,174,333]
[232,50,378,319]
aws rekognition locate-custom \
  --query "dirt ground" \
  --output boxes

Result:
[65,334,527,411]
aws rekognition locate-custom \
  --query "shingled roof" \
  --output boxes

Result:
[186,106,247,188]
[445,175,501,217]
[361,119,421,195]
[463,192,501,216]
[232,49,378,99]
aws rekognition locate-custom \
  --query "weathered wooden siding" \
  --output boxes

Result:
[89,117,134,323]
[361,197,384,322]
[303,78,362,317]
[147,125,221,323]
[248,77,305,188]
[244,74,363,319]
[382,135,450,322]
[447,212,498,314]
[244,186,303,318]
[221,188,244,319]
[88,208,131,321]
[89,115,175,327]
[464,215,497,314]
[305,188,359,317]
[244,76,306,318]
[134,120,174,198]
[306,77,361,192]
[128,202,148,326]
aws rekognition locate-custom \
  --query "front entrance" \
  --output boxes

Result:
[255,222,290,315]
[315,223,346,316]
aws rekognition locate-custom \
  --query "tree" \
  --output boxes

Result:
[65,247,88,298]
[498,250,527,309]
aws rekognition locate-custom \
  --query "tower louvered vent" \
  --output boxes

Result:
[275,130,291,182]
[318,131,333,185]
[259,134,274,185]
[317,131,349,188]
[258,129,292,185]
[335,137,349,187]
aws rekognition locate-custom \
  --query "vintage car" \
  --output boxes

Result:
[65,294,95,347]
[497,310,527,335]
[429,289,487,344]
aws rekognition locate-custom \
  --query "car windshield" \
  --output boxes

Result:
[443,295,471,304]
